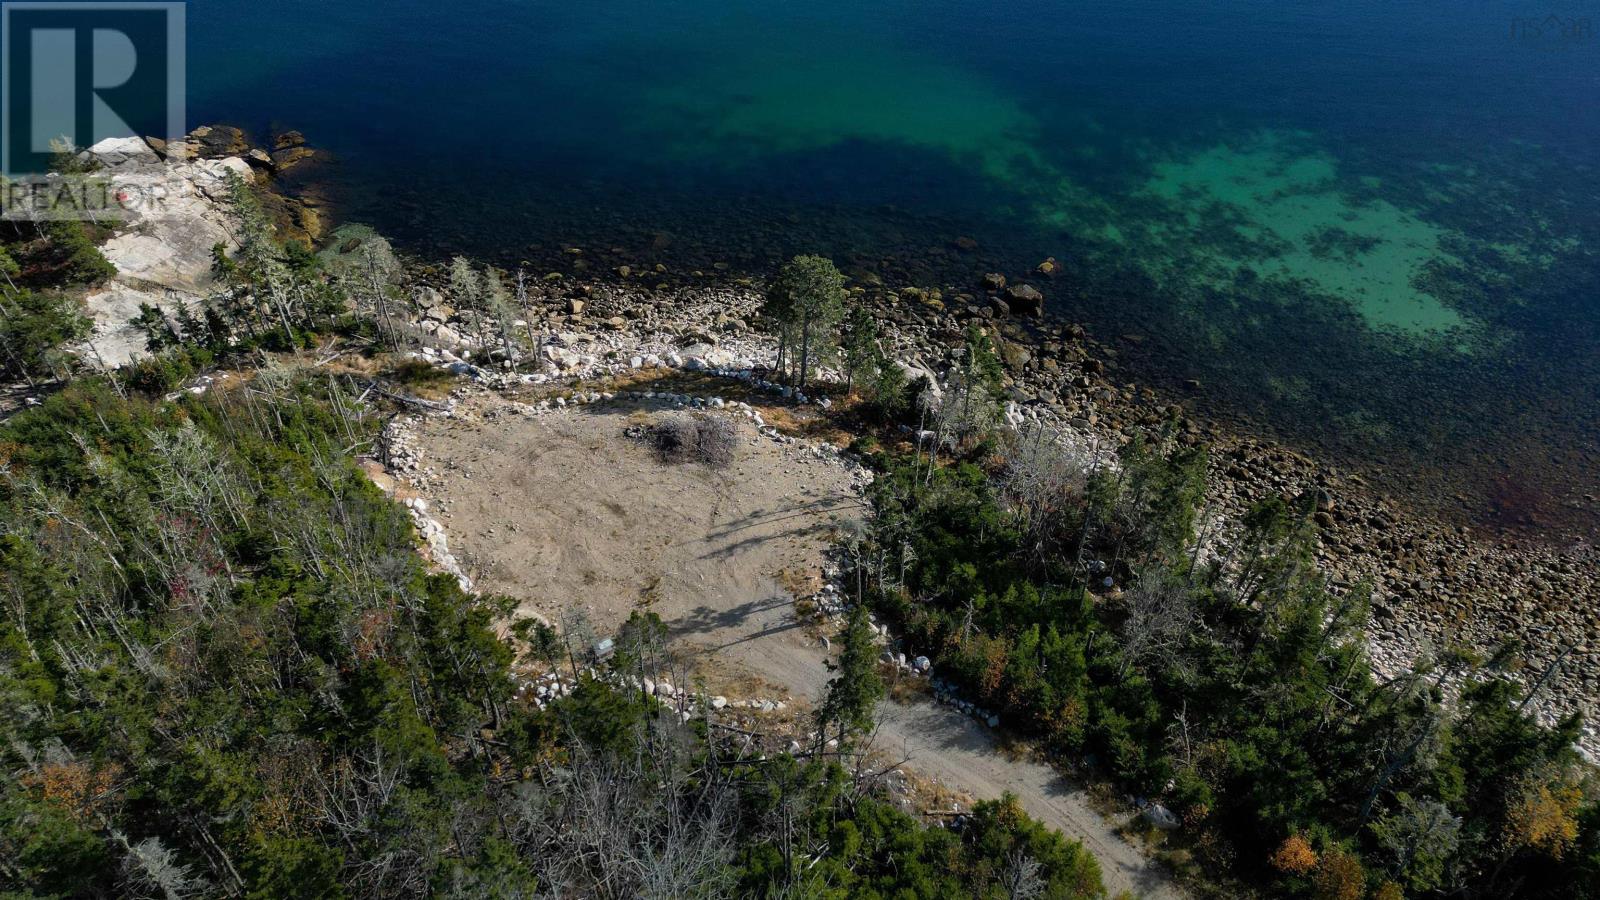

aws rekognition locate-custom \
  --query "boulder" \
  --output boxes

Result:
[1000,342,1032,371]
[427,322,466,347]
[156,139,198,161]
[75,155,264,367]
[268,146,318,171]
[190,124,249,158]
[1003,284,1045,317]
[416,287,454,321]
[897,358,942,400]
[245,148,275,170]
[542,344,579,370]
[84,136,159,168]
[1143,803,1181,830]
[981,272,1007,291]
[1035,257,1061,277]
[272,130,306,151]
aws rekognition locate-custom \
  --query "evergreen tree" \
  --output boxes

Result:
[818,604,884,752]
[841,304,880,395]
[0,288,88,380]
[865,353,910,421]
[962,322,1005,393]
[762,254,846,389]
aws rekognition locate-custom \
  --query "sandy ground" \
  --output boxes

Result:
[407,398,1182,899]
[411,402,863,695]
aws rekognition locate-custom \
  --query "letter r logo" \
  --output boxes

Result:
[2,2,184,175]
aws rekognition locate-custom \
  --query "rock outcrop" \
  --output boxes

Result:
[75,136,256,367]
[73,128,326,368]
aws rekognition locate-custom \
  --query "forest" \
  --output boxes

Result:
[0,369,1107,898]
[849,326,1600,898]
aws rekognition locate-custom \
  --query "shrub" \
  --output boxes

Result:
[1312,847,1365,900]
[45,221,117,285]
[124,349,197,396]
[651,413,736,467]
[1270,834,1319,875]
[0,289,89,377]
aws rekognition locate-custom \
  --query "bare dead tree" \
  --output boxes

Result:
[1001,849,1046,900]
[1116,570,1196,681]
[505,728,737,900]
[117,836,211,900]
[1001,424,1093,565]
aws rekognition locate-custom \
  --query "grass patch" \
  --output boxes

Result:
[385,358,456,398]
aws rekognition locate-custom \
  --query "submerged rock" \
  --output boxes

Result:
[269,146,319,171]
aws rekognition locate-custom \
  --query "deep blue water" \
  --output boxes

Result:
[185,0,1600,533]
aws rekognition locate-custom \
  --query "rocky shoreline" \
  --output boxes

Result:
[68,136,1599,759]
[384,275,1600,759]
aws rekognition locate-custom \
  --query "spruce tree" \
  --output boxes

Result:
[841,305,880,395]
[818,603,883,752]
[763,255,846,389]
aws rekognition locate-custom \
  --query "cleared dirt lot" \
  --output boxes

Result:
[411,401,862,697]
[405,396,1182,899]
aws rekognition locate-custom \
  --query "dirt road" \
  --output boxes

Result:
[873,702,1183,899]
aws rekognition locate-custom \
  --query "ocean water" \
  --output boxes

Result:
[186,0,1600,535]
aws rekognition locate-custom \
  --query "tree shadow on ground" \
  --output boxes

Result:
[670,594,805,651]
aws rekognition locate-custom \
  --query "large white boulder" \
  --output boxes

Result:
[84,136,160,168]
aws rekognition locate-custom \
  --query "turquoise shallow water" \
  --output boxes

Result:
[187,0,1600,533]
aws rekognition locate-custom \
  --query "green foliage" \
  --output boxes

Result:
[0,372,1108,899]
[818,604,884,749]
[1369,793,1460,893]
[43,220,116,285]
[0,286,88,378]
[837,305,916,423]
[730,755,1101,899]
[859,429,1598,899]
[122,345,218,396]
[962,322,1005,393]
[763,254,847,388]
[134,173,349,360]
[841,304,880,392]
[863,352,912,420]
[0,217,117,380]
[0,374,509,895]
